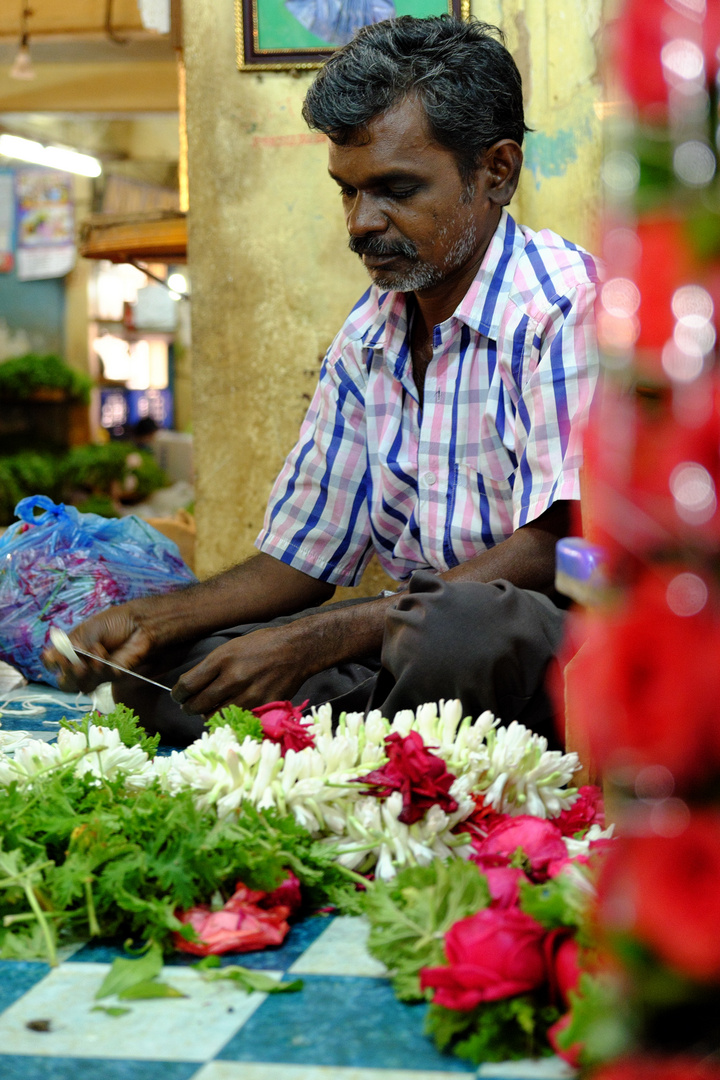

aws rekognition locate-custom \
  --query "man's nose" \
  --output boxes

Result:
[346,192,387,236]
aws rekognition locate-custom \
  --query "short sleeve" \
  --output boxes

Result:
[512,281,599,530]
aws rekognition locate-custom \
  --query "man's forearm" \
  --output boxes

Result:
[133,552,336,647]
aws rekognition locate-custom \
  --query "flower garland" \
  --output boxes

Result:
[0,700,585,882]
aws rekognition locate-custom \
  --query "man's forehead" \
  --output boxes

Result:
[327,97,453,177]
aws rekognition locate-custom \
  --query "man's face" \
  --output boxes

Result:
[328,95,499,293]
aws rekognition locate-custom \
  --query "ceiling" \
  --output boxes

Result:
[0,1,149,40]
[0,1,178,112]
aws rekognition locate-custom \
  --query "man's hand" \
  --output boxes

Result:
[42,601,158,693]
[171,624,315,715]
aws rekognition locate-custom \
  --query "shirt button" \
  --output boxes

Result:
[424,471,437,487]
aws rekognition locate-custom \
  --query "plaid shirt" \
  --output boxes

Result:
[257,210,600,585]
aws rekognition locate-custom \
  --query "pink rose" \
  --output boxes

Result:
[471,815,569,882]
[252,699,315,755]
[173,872,302,956]
[420,907,547,1010]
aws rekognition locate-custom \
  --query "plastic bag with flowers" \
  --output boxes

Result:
[0,495,195,685]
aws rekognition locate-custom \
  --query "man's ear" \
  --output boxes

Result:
[481,140,523,206]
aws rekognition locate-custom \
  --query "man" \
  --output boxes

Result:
[46,16,599,745]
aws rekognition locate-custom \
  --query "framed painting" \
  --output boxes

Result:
[235,0,468,72]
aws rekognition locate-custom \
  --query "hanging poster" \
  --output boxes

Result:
[0,170,14,273]
[15,168,76,281]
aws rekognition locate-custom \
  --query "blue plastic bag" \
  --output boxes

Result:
[0,495,196,686]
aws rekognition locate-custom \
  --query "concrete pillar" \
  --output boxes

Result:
[183,0,602,582]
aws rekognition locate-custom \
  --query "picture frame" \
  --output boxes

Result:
[235,0,468,72]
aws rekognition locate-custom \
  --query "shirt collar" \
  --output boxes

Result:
[357,209,523,363]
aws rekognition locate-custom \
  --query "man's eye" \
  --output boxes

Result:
[387,187,419,200]
[339,187,356,198]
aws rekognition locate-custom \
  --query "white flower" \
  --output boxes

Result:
[479,720,580,818]
[563,822,615,859]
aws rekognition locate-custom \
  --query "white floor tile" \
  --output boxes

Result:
[0,960,279,1062]
[289,916,387,978]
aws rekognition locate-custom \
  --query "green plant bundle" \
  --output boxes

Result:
[0,443,169,525]
[0,354,93,403]
[62,443,168,501]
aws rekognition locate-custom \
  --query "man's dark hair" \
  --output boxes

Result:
[302,15,528,184]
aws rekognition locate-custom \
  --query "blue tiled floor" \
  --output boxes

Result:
[0,961,51,1011]
[217,974,476,1072]
[0,1057,200,1080]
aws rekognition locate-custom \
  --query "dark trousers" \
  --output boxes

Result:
[115,571,566,747]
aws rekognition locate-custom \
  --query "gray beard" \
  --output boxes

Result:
[370,218,478,293]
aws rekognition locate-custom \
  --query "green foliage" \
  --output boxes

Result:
[62,442,168,502]
[206,705,264,742]
[425,995,560,1064]
[560,971,636,1066]
[363,859,490,1001]
[0,714,360,963]
[0,450,62,524]
[0,442,169,525]
[519,871,590,933]
[61,705,161,759]
[0,353,92,403]
[75,494,120,518]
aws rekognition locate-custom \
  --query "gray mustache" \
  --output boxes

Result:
[349,236,418,260]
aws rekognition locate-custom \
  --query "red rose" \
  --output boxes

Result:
[570,573,720,785]
[547,1012,583,1069]
[252,699,315,755]
[355,730,458,825]
[546,933,581,1008]
[594,1056,720,1080]
[598,813,720,981]
[471,815,569,882]
[556,785,605,838]
[484,866,528,909]
[173,872,301,956]
[420,907,547,1010]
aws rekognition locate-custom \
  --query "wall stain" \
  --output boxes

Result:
[524,116,592,188]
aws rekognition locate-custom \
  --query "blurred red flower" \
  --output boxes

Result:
[615,0,720,112]
[252,699,315,755]
[570,571,720,785]
[598,813,720,981]
[420,907,547,1010]
[173,872,302,956]
[355,730,458,825]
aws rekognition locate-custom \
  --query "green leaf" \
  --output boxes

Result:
[363,859,490,1001]
[95,943,163,1000]
[117,979,186,1000]
[425,996,560,1064]
[202,966,303,994]
[193,954,221,970]
[205,706,264,743]
[91,1005,131,1017]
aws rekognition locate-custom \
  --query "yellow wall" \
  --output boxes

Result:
[183,0,603,581]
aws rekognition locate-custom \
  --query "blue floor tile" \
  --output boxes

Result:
[0,961,50,1010]
[217,973,476,1072]
[0,1057,199,1080]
